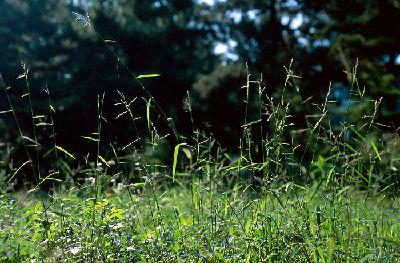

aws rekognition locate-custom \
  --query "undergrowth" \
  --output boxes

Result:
[1,185,399,262]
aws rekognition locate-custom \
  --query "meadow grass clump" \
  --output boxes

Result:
[0,182,399,261]
[0,18,399,262]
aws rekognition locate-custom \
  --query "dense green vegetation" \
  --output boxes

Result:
[0,0,400,262]
[1,185,399,262]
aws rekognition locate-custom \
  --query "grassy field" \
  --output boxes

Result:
[1,22,400,261]
[1,78,399,262]
[0,183,399,262]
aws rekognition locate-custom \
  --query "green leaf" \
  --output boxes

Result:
[137,74,161,79]
[32,115,45,119]
[81,136,100,142]
[146,98,152,132]
[241,119,261,127]
[6,160,31,184]
[35,122,52,127]
[167,118,182,141]
[22,136,40,146]
[370,141,381,162]
[55,145,75,160]
[49,105,56,113]
[347,125,365,141]
[98,155,110,167]
[173,143,187,180]
[43,148,55,158]
[0,110,13,114]
[326,167,335,187]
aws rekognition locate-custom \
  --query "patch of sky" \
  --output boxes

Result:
[380,55,390,66]
[214,43,228,54]
[330,82,352,111]
[247,9,260,22]
[198,0,226,5]
[227,10,242,24]
[64,73,72,80]
[294,29,309,46]
[214,40,239,62]
[298,37,308,46]
[282,0,298,8]
[312,64,323,72]
[313,39,330,48]
[395,54,400,65]
[329,82,353,127]
[71,0,93,9]
[290,14,303,29]
[331,83,350,101]
[198,0,214,5]
[281,15,290,26]
[281,13,303,30]
[379,54,400,66]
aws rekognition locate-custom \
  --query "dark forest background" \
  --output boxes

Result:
[1,0,400,185]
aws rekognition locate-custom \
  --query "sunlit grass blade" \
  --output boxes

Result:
[81,136,100,142]
[55,145,76,160]
[370,140,381,161]
[98,155,110,167]
[136,73,161,79]
[49,104,56,113]
[6,160,31,183]
[173,143,187,180]
[35,122,52,127]
[32,115,45,119]
[241,119,261,127]
[0,109,13,114]
[22,136,40,146]
[147,98,152,132]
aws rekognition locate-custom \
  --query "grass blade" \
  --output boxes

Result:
[370,140,381,161]
[55,145,75,160]
[146,98,152,132]
[137,73,161,79]
[98,155,110,167]
[173,143,187,180]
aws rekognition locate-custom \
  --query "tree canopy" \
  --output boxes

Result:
[1,0,399,157]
